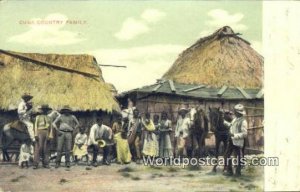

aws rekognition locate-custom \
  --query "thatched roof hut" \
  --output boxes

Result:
[0,49,120,112]
[163,26,263,88]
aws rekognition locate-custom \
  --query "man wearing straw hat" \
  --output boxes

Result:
[223,104,248,176]
[18,93,35,142]
[53,105,79,168]
[33,104,53,169]
[175,107,191,157]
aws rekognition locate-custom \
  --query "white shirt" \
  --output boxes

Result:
[121,107,136,122]
[160,119,172,131]
[230,117,248,147]
[19,144,33,165]
[175,116,191,138]
[88,124,112,145]
[18,100,27,115]
[74,133,88,145]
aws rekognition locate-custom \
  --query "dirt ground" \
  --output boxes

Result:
[0,160,263,192]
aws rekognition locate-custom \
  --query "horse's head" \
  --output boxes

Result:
[224,110,234,122]
[209,107,224,132]
[192,107,208,132]
[188,107,197,122]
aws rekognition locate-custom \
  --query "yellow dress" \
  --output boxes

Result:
[72,133,88,158]
[114,132,132,164]
[142,120,158,157]
[73,145,88,158]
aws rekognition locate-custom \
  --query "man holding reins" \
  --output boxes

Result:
[223,104,248,176]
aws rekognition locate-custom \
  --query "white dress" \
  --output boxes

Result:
[19,144,33,166]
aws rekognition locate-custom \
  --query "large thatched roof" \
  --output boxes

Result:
[0,49,120,112]
[163,26,263,89]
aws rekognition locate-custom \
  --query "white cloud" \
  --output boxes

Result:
[88,44,186,92]
[198,9,248,38]
[114,18,150,41]
[141,9,166,23]
[198,9,262,54]
[206,9,247,31]
[115,9,166,41]
[8,13,86,46]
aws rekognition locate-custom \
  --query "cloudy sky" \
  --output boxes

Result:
[0,1,262,92]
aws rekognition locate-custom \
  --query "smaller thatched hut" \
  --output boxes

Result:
[0,49,120,129]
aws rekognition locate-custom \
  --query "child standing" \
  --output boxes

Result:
[72,127,89,164]
[19,138,34,168]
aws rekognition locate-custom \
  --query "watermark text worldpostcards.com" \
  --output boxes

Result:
[143,156,279,168]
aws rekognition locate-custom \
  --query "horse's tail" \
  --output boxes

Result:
[1,123,9,155]
[1,123,10,148]
[0,124,3,149]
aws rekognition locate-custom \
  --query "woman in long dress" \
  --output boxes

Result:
[142,113,158,157]
[159,111,173,158]
[113,116,131,164]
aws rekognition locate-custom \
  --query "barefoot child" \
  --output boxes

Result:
[73,127,89,164]
[19,138,33,168]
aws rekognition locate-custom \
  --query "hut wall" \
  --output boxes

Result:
[135,95,264,154]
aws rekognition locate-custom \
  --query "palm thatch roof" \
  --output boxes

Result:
[0,49,120,112]
[163,26,263,89]
[106,83,118,96]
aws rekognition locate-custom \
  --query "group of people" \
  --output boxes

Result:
[16,93,248,176]
[16,94,175,169]
[120,108,174,164]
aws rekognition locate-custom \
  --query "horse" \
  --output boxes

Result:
[1,110,61,162]
[1,122,30,161]
[209,107,233,172]
[188,107,209,158]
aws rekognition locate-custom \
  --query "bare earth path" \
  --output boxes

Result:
[0,161,263,192]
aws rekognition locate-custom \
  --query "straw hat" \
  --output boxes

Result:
[234,104,246,115]
[21,93,33,101]
[60,105,72,113]
[38,104,52,111]
[178,107,188,114]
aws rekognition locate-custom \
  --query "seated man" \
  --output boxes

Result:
[18,93,35,142]
[88,117,113,167]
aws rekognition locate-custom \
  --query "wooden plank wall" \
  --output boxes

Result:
[135,95,264,154]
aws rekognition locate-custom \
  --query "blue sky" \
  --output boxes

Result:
[0,1,262,92]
